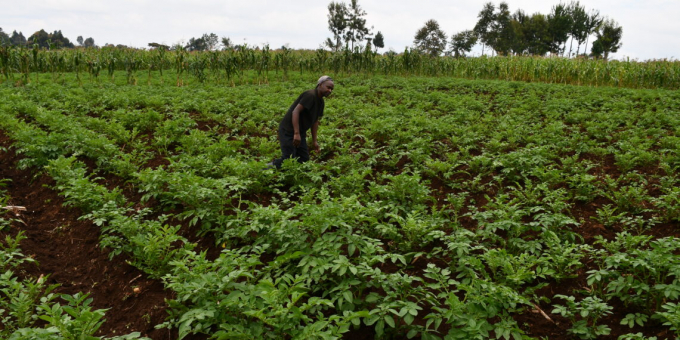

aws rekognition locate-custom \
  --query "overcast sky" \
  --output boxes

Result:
[2,0,678,61]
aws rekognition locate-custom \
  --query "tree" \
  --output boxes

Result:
[491,2,513,55]
[524,13,551,56]
[50,30,74,48]
[0,28,9,46]
[221,37,233,50]
[28,29,50,48]
[185,37,206,51]
[413,19,447,56]
[567,1,588,57]
[10,31,26,47]
[547,3,572,55]
[591,18,622,60]
[509,9,529,55]
[327,1,348,51]
[449,30,477,57]
[148,42,170,50]
[583,9,602,57]
[77,36,84,46]
[84,37,95,48]
[202,33,219,51]
[473,2,495,55]
[28,29,73,48]
[185,33,219,51]
[373,31,384,51]
[345,0,370,50]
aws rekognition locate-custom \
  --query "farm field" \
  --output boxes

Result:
[1,70,680,340]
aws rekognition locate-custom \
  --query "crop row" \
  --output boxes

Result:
[1,72,680,339]
[1,46,679,89]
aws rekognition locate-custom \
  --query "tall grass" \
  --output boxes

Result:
[1,45,678,89]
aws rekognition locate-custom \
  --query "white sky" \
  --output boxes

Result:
[2,0,678,61]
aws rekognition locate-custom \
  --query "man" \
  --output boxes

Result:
[268,75,334,169]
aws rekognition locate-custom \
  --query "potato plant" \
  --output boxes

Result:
[1,70,680,339]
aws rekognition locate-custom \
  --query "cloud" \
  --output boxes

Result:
[2,0,679,60]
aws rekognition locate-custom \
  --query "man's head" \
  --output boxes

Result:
[316,75,334,97]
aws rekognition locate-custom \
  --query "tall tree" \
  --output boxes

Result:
[84,37,95,48]
[221,37,233,50]
[547,3,572,55]
[50,30,74,48]
[509,9,529,55]
[344,0,370,50]
[591,18,622,60]
[567,1,588,57]
[326,2,348,51]
[10,31,26,46]
[202,33,219,51]
[524,13,551,56]
[28,29,50,48]
[473,2,495,55]
[583,9,602,58]
[413,19,447,56]
[449,30,478,57]
[0,28,9,46]
[28,29,73,48]
[186,36,207,51]
[185,33,219,51]
[373,31,384,51]
[491,2,513,55]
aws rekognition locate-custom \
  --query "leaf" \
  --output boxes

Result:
[342,291,353,303]
[365,315,380,326]
[404,313,415,325]
[384,315,396,328]
[365,293,380,303]
[376,320,385,337]
[407,329,418,339]
[398,307,409,317]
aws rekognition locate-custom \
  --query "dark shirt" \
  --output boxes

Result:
[279,88,324,134]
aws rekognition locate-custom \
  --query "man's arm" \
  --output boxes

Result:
[291,104,304,147]
[311,120,320,153]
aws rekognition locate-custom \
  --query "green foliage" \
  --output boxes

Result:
[413,20,447,56]
[654,302,680,337]
[592,18,623,60]
[1,47,679,89]
[2,72,680,339]
[552,295,613,339]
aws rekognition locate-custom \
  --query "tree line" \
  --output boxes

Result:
[2,0,623,60]
[0,28,97,49]
[0,27,234,52]
[412,1,622,60]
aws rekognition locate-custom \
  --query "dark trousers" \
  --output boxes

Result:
[272,127,309,168]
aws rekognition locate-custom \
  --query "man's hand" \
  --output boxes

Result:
[312,141,320,153]
[293,132,301,147]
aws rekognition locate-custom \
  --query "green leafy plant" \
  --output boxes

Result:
[552,295,613,339]
[654,302,680,338]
